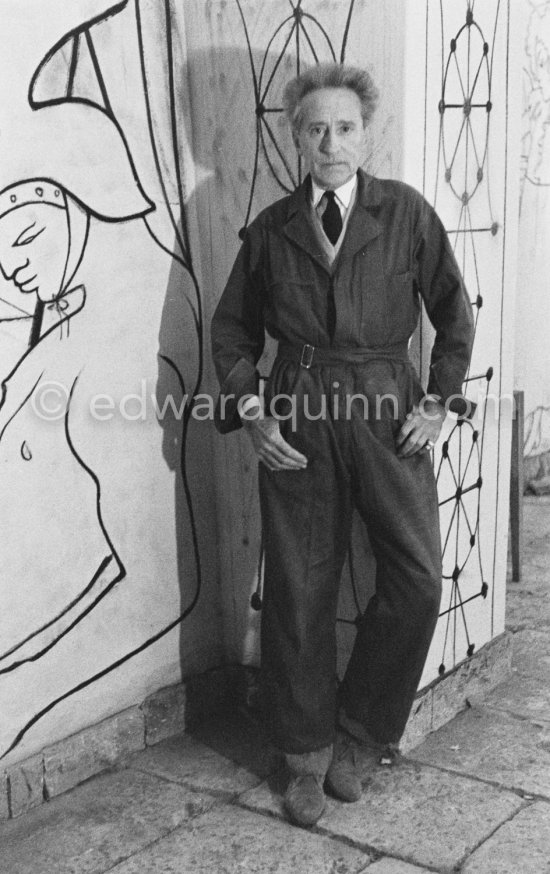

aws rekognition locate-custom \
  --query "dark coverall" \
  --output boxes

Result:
[212,169,474,754]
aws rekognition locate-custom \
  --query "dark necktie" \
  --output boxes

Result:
[322,190,343,245]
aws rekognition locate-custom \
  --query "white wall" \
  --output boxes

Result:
[0,0,521,770]
[0,0,223,768]
[515,0,550,486]
[403,0,521,683]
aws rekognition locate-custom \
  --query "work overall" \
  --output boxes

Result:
[212,170,474,755]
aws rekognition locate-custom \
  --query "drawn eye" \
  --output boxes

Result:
[14,226,45,247]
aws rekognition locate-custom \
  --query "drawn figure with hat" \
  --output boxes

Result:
[0,0,190,760]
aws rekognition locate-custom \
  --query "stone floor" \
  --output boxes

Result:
[0,496,548,874]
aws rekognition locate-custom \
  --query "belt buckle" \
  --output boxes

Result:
[300,344,315,369]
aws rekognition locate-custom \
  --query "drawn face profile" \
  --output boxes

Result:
[0,201,69,302]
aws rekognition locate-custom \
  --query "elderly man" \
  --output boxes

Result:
[212,63,473,827]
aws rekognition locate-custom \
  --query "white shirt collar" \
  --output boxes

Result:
[311,174,358,210]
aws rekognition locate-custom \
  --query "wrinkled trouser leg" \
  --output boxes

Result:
[259,413,353,754]
[338,419,442,745]
[259,361,442,753]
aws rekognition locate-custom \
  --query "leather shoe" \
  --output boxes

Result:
[284,773,326,827]
[325,734,362,802]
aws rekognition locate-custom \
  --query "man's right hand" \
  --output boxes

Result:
[242,407,308,471]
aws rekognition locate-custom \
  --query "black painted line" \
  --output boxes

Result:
[259,124,294,194]
[260,18,297,104]
[441,500,460,560]
[64,375,127,599]
[0,556,113,664]
[159,354,203,594]
[439,590,482,618]
[299,17,320,65]
[242,122,261,232]
[340,0,356,62]
[0,373,127,677]
[258,15,294,96]
[134,0,187,253]
[0,566,123,676]
[455,578,473,649]
[67,34,80,98]
[28,0,127,113]
[438,479,482,508]
[0,371,44,442]
[1,283,86,391]
[84,30,114,119]
[452,50,468,102]
[164,0,192,264]
[28,302,45,349]
[449,227,495,233]
[142,217,187,270]
[300,13,336,62]
[295,2,300,76]
[262,116,297,189]
[162,3,205,404]
[491,0,508,635]
[235,0,260,99]
[28,4,154,221]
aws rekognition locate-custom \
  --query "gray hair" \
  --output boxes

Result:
[283,63,379,132]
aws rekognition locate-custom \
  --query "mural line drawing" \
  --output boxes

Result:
[427,0,506,668]
[0,0,204,759]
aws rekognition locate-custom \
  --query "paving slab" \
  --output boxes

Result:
[239,758,522,872]
[0,767,214,874]
[188,707,278,779]
[484,673,550,723]
[506,569,550,631]
[462,801,550,874]
[410,705,550,797]
[523,496,550,543]
[107,803,372,873]
[125,733,268,797]
[511,629,550,680]
[522,544,550,570]
[125,709,276,796]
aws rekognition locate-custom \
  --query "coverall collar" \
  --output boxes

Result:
[283,169,383,275]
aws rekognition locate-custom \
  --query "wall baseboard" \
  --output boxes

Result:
[0,633,512,822]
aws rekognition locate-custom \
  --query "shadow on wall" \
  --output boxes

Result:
[155,38,382,673]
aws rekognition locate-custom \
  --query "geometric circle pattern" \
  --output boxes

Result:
[236,0,356,237]
[237,0,504,679]
[433,1,503,673]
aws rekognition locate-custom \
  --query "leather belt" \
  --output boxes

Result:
[277,342,410,370]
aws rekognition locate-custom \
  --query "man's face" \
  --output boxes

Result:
[293,87,368,189]
[0,202,69,303]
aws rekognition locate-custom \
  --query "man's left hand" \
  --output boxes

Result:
[396,399,446,458]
